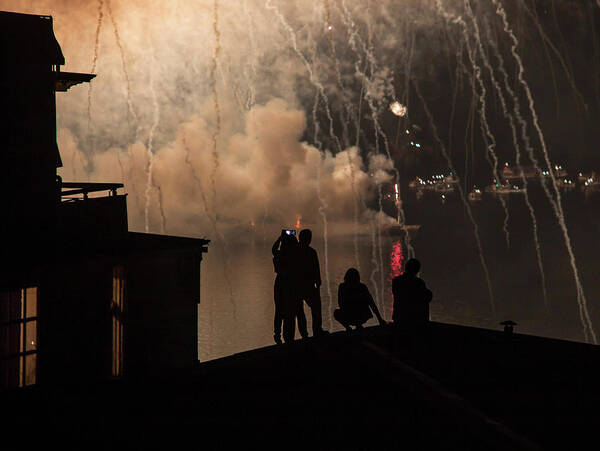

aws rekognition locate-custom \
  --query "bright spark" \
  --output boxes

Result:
[389,101,407,117]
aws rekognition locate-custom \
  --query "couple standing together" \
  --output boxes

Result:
[272,229,328,344]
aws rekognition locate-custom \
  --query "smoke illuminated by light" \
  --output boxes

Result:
[7,0,597,342]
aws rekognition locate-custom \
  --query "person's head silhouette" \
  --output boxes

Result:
[344,267,361,285]
[405,258,421,275]
[299,229,312,246]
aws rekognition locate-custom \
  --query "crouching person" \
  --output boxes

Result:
[334,268,386,331]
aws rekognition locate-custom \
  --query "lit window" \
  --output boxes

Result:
[1,287,38,388]
[111,266,126,377]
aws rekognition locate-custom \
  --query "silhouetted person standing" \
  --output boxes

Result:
[272,232,307,344]
[392,258,432,326]
[334,268,385,331]
[297,229,328,336]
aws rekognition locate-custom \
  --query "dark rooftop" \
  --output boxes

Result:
[5,322,599,449]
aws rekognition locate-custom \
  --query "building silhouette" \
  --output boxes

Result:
[0,11,208,389]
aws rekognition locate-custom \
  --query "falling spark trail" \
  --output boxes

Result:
[105,0,139,139]
[519,0,588,113]
[414,80,496,317]
[210,0,222,215]
[368,218,381,312]
[116,150,125,183]
[315,150,333,329]
[267,0,340,324]
[182,132,236,322]
[343,149,361,272]
[463,1,512,248]
[340,0,414,264]
[83,0,105,176]
[143,56,164,234]
[208,1,236,321]
[484,20,549,310]
[438,1,510,248]
[242,0,258,110]
[182,133,210,212]
[156,185,167,234]
[326,1,362,270]
[493,0,596,343]
[266,0,342,154]
[377,184,385,313]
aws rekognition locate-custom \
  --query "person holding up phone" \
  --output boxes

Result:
[272,230,307,344]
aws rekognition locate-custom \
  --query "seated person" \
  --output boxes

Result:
[334,268,386,331]
[392,258,432,326]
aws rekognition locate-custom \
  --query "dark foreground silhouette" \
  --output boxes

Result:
[272,231,306,344]
[392,258,433,326]
[334,268,386,330]
[272,229,327,343]
[297,229,327,336]
[9,323,600,450]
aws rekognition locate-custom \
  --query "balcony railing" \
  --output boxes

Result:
[60,181,124,201]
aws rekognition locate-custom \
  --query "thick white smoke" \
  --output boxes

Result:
[1,0,408,238]
[58,98,387,236]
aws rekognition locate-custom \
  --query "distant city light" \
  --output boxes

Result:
[389,101,407,117]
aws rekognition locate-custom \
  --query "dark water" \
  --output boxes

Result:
[198,188,600,361]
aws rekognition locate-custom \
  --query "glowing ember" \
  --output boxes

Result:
[389,101,407,117]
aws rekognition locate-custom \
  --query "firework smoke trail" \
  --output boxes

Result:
[265,0,341,153]
[338,2,384,302]
[83,0,105,176]
[182,131,236,322]
[182,133,210,215]
[346,151,361,272]
[519,0,588,113]
[493,0,596,343]
[312,98,333,329]
[143,55,164,233]
[311,93,333,329]
[484,20,549,310]
[462,1,512,248]
[327,2,364,270]
[115,150,125,183]
[267,0,338,324]
[242,0,257,110]
[208,0,236,321]
[377,184,386,313]
[340,1,415,261]
[105,0,138,139]
[438,1,511,248]
[368,217,381,313]
[209,0,222,215]
[413,80,496,317]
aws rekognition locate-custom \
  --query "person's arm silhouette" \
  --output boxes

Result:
[272,235,282,256]
[365,286,386,326]
[314,250,322,288]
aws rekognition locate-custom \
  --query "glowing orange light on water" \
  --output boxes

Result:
[295,216,301,229]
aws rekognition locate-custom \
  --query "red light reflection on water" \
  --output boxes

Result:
[386,240,404,316]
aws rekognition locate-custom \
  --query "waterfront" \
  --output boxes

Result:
[198,189,600,361]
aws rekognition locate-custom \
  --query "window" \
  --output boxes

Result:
[111,266,125,377]
[1,287,38,388]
